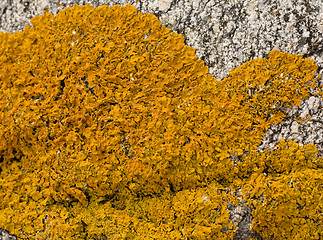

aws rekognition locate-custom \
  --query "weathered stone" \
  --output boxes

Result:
[0,229,16,240]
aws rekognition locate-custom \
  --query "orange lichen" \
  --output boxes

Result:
[0,3,322,239]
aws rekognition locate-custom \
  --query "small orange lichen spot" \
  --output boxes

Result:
[0,3,322,240]
[57,1,65,7]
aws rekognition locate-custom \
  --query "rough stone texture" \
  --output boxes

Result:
[0,229,16,240]
[0,0,322,239]
[258,94,323,157]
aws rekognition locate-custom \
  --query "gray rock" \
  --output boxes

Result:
[0,229,16,240]
[258,95,323,157]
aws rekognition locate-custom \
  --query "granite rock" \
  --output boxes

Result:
[0,229,16,240]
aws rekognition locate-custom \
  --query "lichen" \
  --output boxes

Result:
[0,3,322,239]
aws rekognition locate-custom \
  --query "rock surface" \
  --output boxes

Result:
[0,0,322,239]
[0,229,16,240]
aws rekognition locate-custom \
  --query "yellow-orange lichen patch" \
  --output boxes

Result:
[0,3,322,239]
